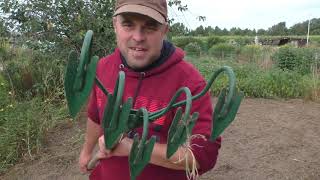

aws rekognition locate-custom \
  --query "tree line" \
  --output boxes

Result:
[0,0,191,57]
[0,0,319,58]
[170,18,320,36]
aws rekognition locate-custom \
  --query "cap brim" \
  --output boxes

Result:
[114,4,166,24]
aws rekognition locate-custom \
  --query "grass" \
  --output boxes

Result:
[0,44,68,174]
[0,35,320,175]
[186,55,320,101]
[0,97,68,174]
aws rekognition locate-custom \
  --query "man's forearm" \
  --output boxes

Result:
[82,118,101,153]
[149,143,200,170]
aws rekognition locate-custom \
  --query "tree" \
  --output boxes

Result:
[256,29,265,35]
[289,18,320,35]
[221,28,229,36]
[0,0,116,57]
[170,22,189,36]
[0,0,203,56]
[267,22,287,36]
[0,17,9,37]
[192,25,206,36]
[229,27,243,36]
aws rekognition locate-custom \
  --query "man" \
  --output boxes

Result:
[79,0,222,179]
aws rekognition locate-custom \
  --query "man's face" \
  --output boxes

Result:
[113,13,168,70]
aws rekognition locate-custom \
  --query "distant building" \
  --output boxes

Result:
[259,37,307,47]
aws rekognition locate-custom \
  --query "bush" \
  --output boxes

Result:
[208,43,237,59]
[310,36,320,46]
[0,98,67,173]
[185,42,202,57]
[171,36,205,50]
[272,46,319,74]
[237,68,307,98]
[0,45,68,174]
[1,47,65,100]
[0,74,10,108]
[187,56,319,100]
[239,45,263,62]
[206,36,226,50]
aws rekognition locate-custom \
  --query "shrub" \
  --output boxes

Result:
[208,43,237,59]
[310,36,320,46]
[206,36,226,50]
[0,45,67,174]
[171,36,205,50]
[185,42,201,57]
[239,45,263,63]
[1,47,65,100]
[0,98,67,173]
[0,74,10,107]
[187,56,319,100]
[272,46,319,74]
[227,36,254,46]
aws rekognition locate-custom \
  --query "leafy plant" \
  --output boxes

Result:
[272,46,319,74]
[185,42,201,57]
[172,36,205,50]
[208,43,237,60]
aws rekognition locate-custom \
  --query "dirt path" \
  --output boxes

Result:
[1,98,320,180]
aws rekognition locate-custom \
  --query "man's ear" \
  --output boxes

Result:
[163,23,169,35]
[113,17,117,33]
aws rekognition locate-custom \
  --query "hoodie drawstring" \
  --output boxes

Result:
[132,72,145,107]
[119,64,145,107]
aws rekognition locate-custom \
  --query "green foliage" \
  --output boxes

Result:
[236,67,306,98]
[0,98,67,173]
[239,45,263,62]
[186,56,320,100]
[0,74,10,107]
[267,22,288,36]
[1,0,116,57]
[206,36,226,49]
[272,46,319,74]
[180,18,320,36]
[310,36,320,46]
[0,18,9,37]
[0,42,68,173]
[171,36,205,50]
[290,18,320,35]
[184,42,201,57]
[228,36,254,46]
[208,43,238,59]
[1,46,64,100]
[169,22,189,37]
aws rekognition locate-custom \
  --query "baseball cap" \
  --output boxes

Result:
[114,0,168,24]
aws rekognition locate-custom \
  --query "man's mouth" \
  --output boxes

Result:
[129,47,148,59]
[130,47,147,51]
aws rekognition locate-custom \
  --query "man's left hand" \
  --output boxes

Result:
[98,135,133,158]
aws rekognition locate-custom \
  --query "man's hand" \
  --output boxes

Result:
[79,148,93,174]
[98,135,133,157]
[79,118,102,173]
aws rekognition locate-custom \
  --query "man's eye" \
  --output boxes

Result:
[146,26,158,31]
[122,23,133,27]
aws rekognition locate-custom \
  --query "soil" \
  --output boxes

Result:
[1,98,320,180]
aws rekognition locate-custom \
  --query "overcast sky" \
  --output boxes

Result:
[168,0,320,30]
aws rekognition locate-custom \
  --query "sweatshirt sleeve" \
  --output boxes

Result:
[87,87,100,124]
[187,80,222,174]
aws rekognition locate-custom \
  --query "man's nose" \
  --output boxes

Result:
[132,28,146,42]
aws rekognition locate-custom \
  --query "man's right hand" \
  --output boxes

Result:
[79,118,103,173]
[79,149,92,174]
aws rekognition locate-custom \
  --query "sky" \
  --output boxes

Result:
[168,0,320,30]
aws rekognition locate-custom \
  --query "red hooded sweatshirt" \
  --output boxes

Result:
[87,47,221,180]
